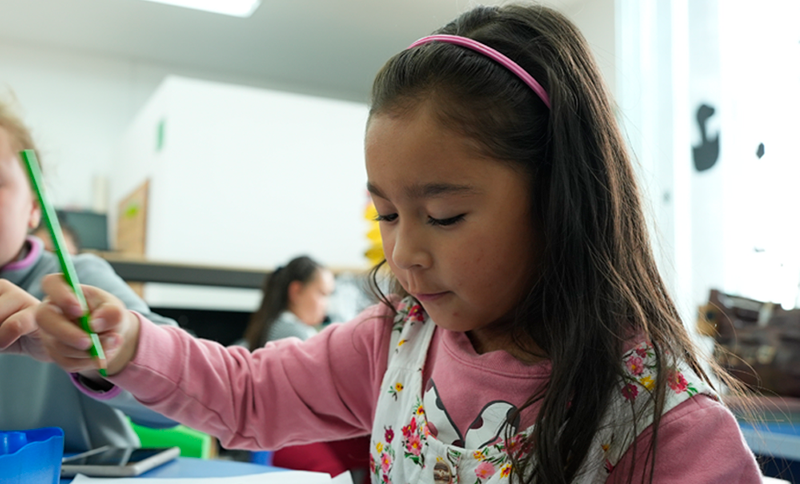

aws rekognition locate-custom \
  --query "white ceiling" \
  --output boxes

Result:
[0,0,578,103]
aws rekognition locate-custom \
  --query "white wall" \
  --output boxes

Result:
[565,0,617,101]
[0,42,141,209]
[114,76,370,270]
[0,40,333,211]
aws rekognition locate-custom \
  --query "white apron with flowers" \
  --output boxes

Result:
[369,298,717,484]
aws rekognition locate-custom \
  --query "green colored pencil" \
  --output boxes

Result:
[20,150,107,376]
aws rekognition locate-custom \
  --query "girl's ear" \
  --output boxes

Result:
[28,199,41,230]
[287,280,304,305]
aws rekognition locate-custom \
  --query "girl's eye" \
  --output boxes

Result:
[374,213,398,223]
[427,214,465,227]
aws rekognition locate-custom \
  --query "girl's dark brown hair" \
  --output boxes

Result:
[244,256,323,350]
[368,4,735,483]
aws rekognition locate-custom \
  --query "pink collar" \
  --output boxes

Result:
[3,236,44,272]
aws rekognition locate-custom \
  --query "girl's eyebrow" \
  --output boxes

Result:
[367,181,479,200]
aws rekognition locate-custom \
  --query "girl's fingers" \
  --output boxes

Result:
[40,334,96,373]
[38,275,133,373]
[0,312,36,350]
[83,291,126,333]
[0,282,39,349]
[46,338,98,360]
[49,335,121,359]
[40,333,122,373]
[39,276,127,335]
[0,280,40,318]
[45,352,100,374]
[40,278,126,334]
[39,274,85,319]
[36,300,94,351]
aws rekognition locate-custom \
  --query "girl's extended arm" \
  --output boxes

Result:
[36,273,392,450]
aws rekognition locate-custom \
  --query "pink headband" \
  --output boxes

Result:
[408,34,551,109]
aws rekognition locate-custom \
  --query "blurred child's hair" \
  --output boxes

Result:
[0,98,40,159]
[33,216,81,253]
[368,4,737,482]
[244,255,324,350]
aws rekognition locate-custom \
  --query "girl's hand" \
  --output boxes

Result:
[37,274,141,376]
[0,279,51,361]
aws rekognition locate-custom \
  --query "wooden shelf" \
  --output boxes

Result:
[94,253,269,289]
[92,252,370,289]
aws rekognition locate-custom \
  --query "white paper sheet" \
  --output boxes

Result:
[330,471,353,484]
[70,470,337,484]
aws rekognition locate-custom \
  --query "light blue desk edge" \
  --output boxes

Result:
[740,426,800,460]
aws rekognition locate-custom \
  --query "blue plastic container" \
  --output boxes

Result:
[0,427,64,484]
[250,450,273,466]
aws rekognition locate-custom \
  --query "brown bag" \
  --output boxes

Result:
[698,289,800,397]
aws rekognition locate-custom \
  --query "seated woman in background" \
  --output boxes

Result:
[243,255,335,349]
[243,255,368,482]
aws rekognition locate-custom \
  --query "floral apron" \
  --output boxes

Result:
[369,298,717,484]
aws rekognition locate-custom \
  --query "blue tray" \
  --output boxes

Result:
[0,427,64,484]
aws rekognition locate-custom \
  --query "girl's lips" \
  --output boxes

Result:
[413,292,449,302]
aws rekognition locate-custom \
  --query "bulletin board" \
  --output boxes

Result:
[116,179,149,256]
[115,180,149,297]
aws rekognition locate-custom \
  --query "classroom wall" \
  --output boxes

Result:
[0,2,620,215]
[564,0,617,102]
[0,39,350,211]
[0,41,141,209]
[113,76,370,270]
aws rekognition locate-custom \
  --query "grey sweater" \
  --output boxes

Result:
[264,311,319,343]
[0,237,177,452]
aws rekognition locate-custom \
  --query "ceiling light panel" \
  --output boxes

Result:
[138,0,261,18]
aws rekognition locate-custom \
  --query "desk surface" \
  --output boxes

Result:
[727,396,800,461]
[61,457,280,482]
[740,422,800,461]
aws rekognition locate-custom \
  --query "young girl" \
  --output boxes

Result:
[243,255,335,349]
[242,256,369,481]
[9,4,762,483]
[0,99,178,453]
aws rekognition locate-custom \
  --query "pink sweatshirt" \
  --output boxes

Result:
[107,303,762,483]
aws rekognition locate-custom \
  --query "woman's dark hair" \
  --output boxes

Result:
[244,255,323,350]
[368,4,736,483]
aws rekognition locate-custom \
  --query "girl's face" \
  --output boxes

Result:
[0,128,39,268]
[289,268,335,326]
[366,105,541,354]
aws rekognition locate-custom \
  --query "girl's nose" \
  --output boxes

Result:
[390,223,432,270]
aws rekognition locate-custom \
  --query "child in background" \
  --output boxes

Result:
[8,4,762,483]
[0,99,178,453]
[243,255,335,349]
[33,217,80,255]
[243,256,368,480]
